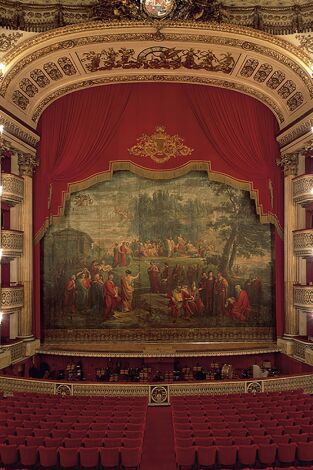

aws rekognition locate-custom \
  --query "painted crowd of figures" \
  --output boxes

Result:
[112,235,212,266]
[63,258,262,323]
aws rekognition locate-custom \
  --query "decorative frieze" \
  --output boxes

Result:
[1,173,24,206]
[293,174,313,205]
[1,230,23,261]
[293,229,313,258]
[17,153,39,177]
[1,286,24,312]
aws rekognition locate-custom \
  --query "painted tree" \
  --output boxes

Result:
[208,183,271,276]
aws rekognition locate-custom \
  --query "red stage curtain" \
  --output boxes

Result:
[34,83,284,338]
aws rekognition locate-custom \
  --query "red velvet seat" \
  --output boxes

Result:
[33,428,51,438]
[82,437,104,447]
[0,444,19,466]
[79,447,100,469]
[38,446,59,468]
[297,441,313,463]
[233,437,252,445]
[191,423,209,431]
[210,429,230,437]
[122,437,143,448]
[7,435,26,445]
[194,437,214,446]
[217,445,237,467]
[120,446,142,469]
[266,426,284,436]
[175,437,194,447]
[277,442,297,465]
[19,444,39,467]
[104,438,123,448]
[271,434,290,444]
[123,430,143,440]
[69,430,88,439]
[290,432,309,442]
[196,445,217,467]
[213,437,233,446]
[51,429,69,439]
[88,430,106,439]
[237,444,258,466]
[45,437,64,448]
[59,446,79,468]
[63,437,83,448]
[99,447,120,469]
[175,446,196,470]
[26,436,45,446]
[257,443,277,466]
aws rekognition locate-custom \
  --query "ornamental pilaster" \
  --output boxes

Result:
[278,151,299,337]
[17,152,39,340]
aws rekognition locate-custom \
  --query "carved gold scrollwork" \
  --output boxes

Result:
[128,125,193,163]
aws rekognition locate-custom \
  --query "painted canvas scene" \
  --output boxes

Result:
[42,171,275,331]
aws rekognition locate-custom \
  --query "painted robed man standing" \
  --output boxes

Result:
[121,270,140,312]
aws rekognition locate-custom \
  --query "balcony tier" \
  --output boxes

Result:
[293,174,313,206]
[1,173,24,206]
[1,286,24,312]
[1,230,23,262]
[293,229,313,258]
[294,285,313,310]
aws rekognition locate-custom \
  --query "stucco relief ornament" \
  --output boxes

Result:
[128,125,193,163]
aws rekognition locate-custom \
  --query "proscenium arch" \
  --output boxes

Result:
[0,21,312,134]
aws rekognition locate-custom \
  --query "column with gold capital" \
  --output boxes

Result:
[277,152,299,336]
[17,153,39,340]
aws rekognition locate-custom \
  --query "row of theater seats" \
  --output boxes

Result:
[0,393,147,468]
[172,390,313,468]
[0,444,141,468]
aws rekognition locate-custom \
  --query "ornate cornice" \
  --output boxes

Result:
[277,115,313,148]
[277,152,299,176]
[18,153,39,177]
[0,1,312,36]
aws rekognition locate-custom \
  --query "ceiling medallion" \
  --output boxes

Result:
[141,0,176,19]
[128,125,193,163]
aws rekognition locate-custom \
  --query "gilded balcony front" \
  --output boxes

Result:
[294,285,313,311]
[1,173,24,206]
[1,286,24,312]
[293,174,313,206]
[293,229,313,258]
[1,230,23,262]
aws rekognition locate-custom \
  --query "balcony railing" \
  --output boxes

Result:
[293,174,313,206]
[1,230,23,262]
[294,285,313,310]
[1,173,24,206]
[293,229,313,258]
[1,286,24,312]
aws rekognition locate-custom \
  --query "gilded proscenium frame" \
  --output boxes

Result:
[0,21,312,134]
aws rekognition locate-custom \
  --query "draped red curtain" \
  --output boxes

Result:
[34,83,284,338]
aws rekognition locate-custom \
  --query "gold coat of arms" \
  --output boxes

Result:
[128,125,193,163]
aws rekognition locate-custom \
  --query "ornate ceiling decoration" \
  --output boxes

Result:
[0,0,312,35]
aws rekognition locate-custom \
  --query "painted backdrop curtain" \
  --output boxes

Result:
[34,83,284,337]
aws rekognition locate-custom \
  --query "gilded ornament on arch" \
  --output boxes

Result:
[128,125,193,163]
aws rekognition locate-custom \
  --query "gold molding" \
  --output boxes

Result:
[34,161,283,244]
[0,373,313,396]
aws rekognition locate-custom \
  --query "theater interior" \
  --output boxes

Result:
[0,0,312,468]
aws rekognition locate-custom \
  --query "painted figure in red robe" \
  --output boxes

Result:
[147,261,160,293]
[118,241,128,267]
[226,284,251,321]
[103,273,121,319]
[214,271,228,315]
